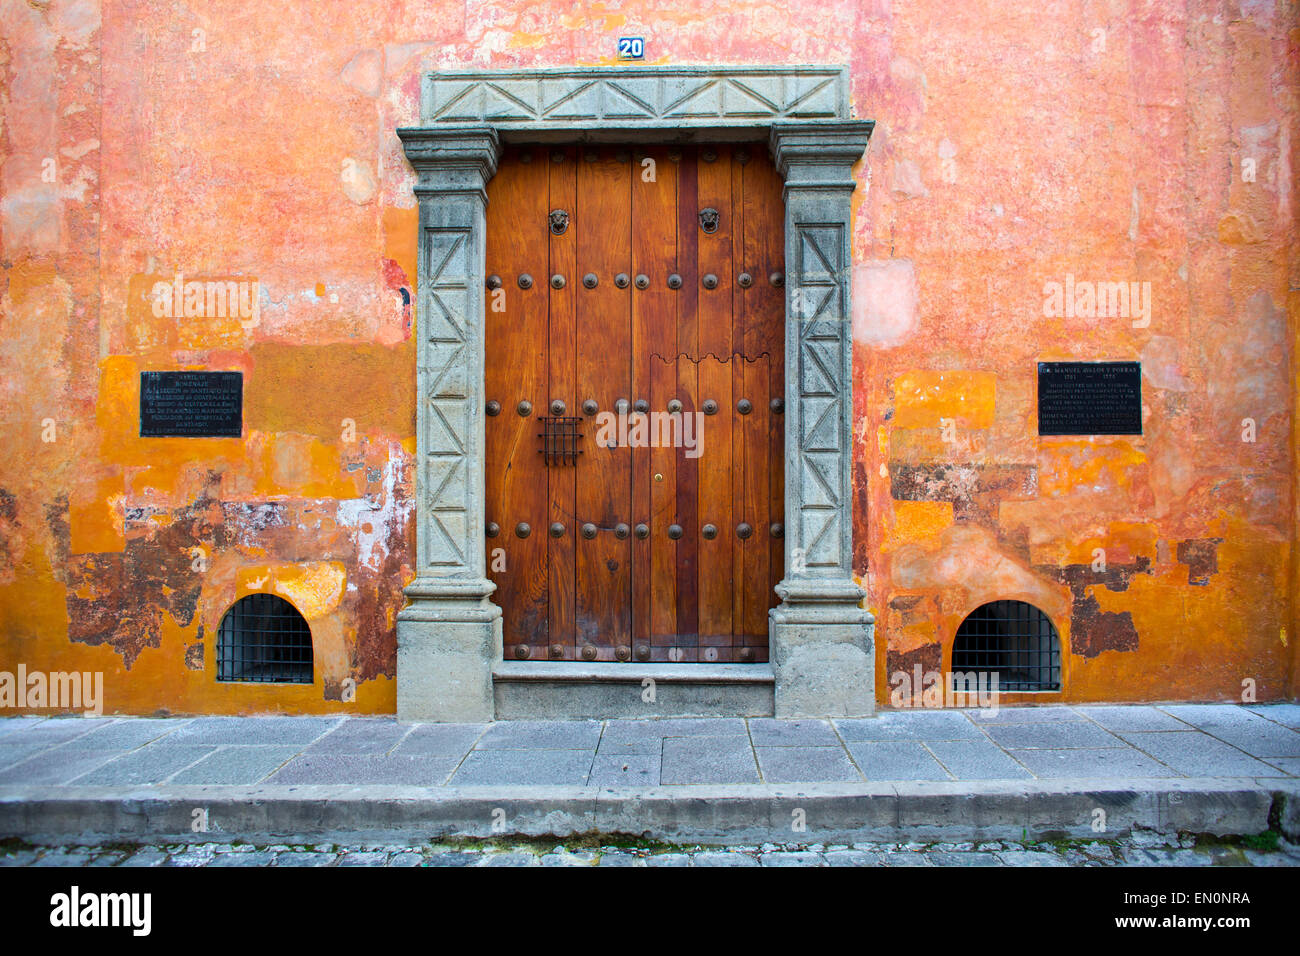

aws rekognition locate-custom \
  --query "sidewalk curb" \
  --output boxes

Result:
[2,778,1294,845]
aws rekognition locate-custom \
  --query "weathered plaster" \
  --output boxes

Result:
[0,1,1295,715]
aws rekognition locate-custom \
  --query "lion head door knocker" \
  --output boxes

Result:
[699,208,719,234]
[549,208,570,236]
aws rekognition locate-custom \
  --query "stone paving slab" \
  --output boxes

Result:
[837,711,983,741]
[1074,705,1190,733]
[660,736,759,784]
[1170,709,1300,757]
[303,719,412,755]
[0,749,125,786]
[1117,731,1288,777]
[268,753,462,786]
[589,753,659,787]
[964,707,1083,724]
[450,749,593,785]
[747,718,840,748]
[0,719,44,740]
[63,719,192,750]
[476,720,602,750]
[755,746,860,783]
[392,724,487,755]
[158,717,338,747]
[170,746,301,785]
[599,718,748,754]
[925,739,1034,780]
[0,743,69,772]
[3,719,115,747]
[73,745,215,785]
[846,741,951,780]
[1007,746,1180,778]
[1248,703,1300,730]
[984,722,1126,750]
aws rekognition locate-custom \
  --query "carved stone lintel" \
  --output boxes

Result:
[420,66,850,127]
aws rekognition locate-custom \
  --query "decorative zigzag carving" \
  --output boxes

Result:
[422,68,850,126]
[422,227,473,570]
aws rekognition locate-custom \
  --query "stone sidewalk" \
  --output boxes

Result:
[3,702,1298,787]
[1,702,1298,845]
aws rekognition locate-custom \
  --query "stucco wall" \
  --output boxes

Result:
[0,0,1295,715]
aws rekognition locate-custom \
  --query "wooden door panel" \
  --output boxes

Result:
[547,147,578,658]
[633,147,679,654]
[574,149,632,658]
[695,146,736,659]
[484,143,782,665]
[647,355,679,649]
[696,145,734,360]
[740,354,773,662]
[741,151,788,640]
[672,149,701,647]
[486,149,550,659]
[697,355,734,655]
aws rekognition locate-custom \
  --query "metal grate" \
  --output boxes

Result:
[537,415,583,466]
[216,593,313,684]
[952,600,1061,692]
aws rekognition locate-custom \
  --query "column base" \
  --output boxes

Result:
[770,578,876,718]
[396,577,501,723]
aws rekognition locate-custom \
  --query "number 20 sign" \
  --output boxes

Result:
[617,37,645,59]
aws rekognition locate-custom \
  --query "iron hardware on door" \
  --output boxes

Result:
[538,416,582,466]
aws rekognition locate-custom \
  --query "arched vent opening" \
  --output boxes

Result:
[216,593,313,684]
[952,600,1061,692]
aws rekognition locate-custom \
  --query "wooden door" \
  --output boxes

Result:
[485,144,783,664]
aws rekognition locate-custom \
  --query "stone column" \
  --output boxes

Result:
[395,126,502,722]
[769,121,877,717]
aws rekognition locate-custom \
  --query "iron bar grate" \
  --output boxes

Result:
[952,600,1061,692]
[538,415,583,466]
[216,593,313,684]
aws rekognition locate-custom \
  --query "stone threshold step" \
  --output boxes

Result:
[492,662,776,718]
[493,662,775,683]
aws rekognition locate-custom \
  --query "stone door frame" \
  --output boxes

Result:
[396,66,875,721]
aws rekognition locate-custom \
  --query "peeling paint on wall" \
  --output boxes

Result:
[0,0,1295,715]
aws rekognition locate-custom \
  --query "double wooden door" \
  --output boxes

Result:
[484,144,784,664]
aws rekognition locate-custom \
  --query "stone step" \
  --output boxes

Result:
[491,661,776,719]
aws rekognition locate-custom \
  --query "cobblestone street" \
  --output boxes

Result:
[4,834,1298,868]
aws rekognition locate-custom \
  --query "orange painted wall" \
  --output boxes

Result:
[0,1,1294,715]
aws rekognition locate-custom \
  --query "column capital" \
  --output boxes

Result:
[769,120,874,185]
[397,125,502,200]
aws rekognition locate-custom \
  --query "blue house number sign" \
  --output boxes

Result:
[617,37,645,59]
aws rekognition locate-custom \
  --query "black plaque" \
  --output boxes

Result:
[140,371,243,438]
[1037,362,1141,436]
